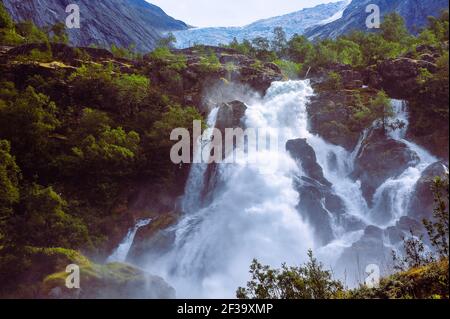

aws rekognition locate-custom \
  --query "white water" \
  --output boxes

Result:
[145,81,317,298]
[369,100,437,227]
[120,82,440,297]
[182,107,219,213]
[107,218,152,263]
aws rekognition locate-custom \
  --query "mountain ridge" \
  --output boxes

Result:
[305,0,449,39]
[173,1,349,48]
[2,0,188,51]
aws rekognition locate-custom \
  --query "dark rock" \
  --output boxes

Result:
[364,225,384,241]
[286,138,331,187]
[286,139,356,245]
[296,180,335,245]
[307,90,361,151]
[43,263,176,299]
[352,128,420,205]
[377,58,437,99]
[215,100,247,134]
[340,69,364,90]
[127,212,180,264]
[336,225,391,286]
[408,161,449,220]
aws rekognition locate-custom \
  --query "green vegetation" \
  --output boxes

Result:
[0,6,205,297]
[238,175,449,299]
[237,250,345,299]
[0,3,448,299]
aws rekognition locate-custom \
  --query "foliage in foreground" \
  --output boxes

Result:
[238,175,450,299]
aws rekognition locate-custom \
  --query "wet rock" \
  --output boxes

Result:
[286,138,331,187]
[43,262,176,299]
[385,216,426,245]
[215,100,247,134]
[352,128,420,205]
[286,139,352,245]
[336,225,392,286]
[127,212,180,265]
[408,161,449,220]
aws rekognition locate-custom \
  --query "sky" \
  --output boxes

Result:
[148,0,344,27]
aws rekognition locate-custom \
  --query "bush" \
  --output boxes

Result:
[237,250,344,299]
[198,51,222,73]
[273,60,302,79]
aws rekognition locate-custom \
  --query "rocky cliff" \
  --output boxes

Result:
[306,0,449,39]
[2,0,188,52]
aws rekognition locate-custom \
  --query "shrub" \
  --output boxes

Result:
[237,250,344,299]
[273,60,302,79]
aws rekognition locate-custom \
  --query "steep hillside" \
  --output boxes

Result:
[2,0,188,51]
[306,0,449,39]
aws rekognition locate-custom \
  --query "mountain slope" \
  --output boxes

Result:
[173,1,349,48]
[306,0,449,39]
[2,0,188,52]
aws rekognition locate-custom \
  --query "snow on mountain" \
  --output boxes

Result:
[172,1,350,48]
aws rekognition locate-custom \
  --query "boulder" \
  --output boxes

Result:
[385,216,427,245]
[352,128,420,205]
[377,57,437,99]
[307,90,361,151]
[286,139,356,245]
[336,225,391,286]
[127,212,180,264]
[286,138,331,187]
[408,161,449,220]
[43,262,175,299]
[215,100,247,134]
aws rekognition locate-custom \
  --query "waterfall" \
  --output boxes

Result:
[107,218,152,263]
[136,82,439,297]
[370,100,437,227]
[146,81,317,298]
[182,107,219,214]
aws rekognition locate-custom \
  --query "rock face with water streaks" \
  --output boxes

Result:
[2,0,188,52]
[408,161,449,220]
[287,138,349,245]
[352,128,420,205]
[306,0,448,39]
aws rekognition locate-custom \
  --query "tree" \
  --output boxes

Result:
[0,140,20,236]
[371,90,394,133]
[10,184,89,248]
[271,27,287,56]
[114,74,150,117]
[423,175,449,259]
[71,126,140,176]
[287,34,314,64]
[0,86,60,175]
[237,250,344,299]
[0,1,13,29]
[380,13,410,43]
[157,32,177,48]
[15,20,48,44]
[47,22,68,44]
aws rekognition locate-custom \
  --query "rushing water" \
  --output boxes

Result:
[118,81,440,298]
[370,100,437,227]
[107,218,152,263]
